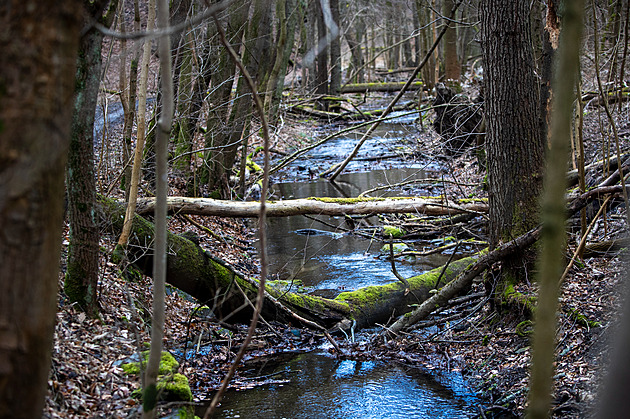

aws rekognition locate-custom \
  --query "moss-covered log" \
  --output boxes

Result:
[100,196,481,332]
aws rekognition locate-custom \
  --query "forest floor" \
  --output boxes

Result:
[45,87,630,418]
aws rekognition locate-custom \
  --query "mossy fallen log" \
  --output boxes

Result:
[100,196,481,332]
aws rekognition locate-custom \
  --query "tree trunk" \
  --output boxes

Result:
[481,0,545,305]
[416,0,437,90]
[329,0,341,95]
[264,0,297,123]
[316,0,329,101]
[442,0,461,81]
[202,0,250,196]
[0,0,81,416]
[133,196,489,217]
[66,0,118,317]
[99,196,481,331]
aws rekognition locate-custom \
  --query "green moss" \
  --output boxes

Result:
[158,373,192,402]
[383,225,405,238]
[567,307,600,328]
[515,320,533,337]
[279,291,350,315]
[307,196,386,203]
[380,243,409,254]
[457,197,488,204]
[122,350,179,376]
[142,383,158,412]
[134,374,193,403]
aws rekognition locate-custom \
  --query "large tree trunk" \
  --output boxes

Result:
[66,0,118,317]
[0,0,81,416]
[481,0,545,306]
[100,196,480,331]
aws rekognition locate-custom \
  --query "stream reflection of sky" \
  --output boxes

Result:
[215,352,478,419]
[232,119,479,418]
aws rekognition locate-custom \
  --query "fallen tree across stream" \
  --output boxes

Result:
[133,196,488,218]
[102,185,627,335]
[102,195,482,333]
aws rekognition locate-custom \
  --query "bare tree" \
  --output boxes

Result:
[481,0,545,307]
[0,0,82,416]
[65,0,119,317]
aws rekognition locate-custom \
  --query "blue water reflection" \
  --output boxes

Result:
[215,352,478,419]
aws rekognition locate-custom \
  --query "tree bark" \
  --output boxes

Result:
[481,0,545,300]
[329,0,341,95]
[0,0,81,416]
[442,0,461,81]
[66,0,118,317]
[202,0,250,195]
[133,196,489,217]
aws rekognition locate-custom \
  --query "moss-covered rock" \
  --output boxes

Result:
[383,225,405,238]
[121,350,179,376]
[380,242,409,255]
[125,351,193,403]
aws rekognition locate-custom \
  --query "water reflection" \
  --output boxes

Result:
[260,167,450,297]
[214,352,478,419]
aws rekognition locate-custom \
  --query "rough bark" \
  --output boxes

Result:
[0,0,81,416]
[315,0,329,100]
[65,0,118,317]
[329,0,341,95]
[202,0,250,195]
[442,0,461,81]
[481,0,545,298]
[133,196,489,217]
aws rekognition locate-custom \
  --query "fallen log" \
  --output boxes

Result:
[104,185,621,335]
[134,196,489,218]
[101,196,481,332]
[340,81,423,94]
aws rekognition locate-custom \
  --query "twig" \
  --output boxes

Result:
[388,235,410,293]
[326,0,465,181]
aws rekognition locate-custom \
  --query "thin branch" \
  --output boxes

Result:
[89,0,232,40]
[203,6,272,418]
[326,0,464,181]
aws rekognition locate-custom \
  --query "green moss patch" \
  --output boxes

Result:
[383,225,405,238]
[122,350,179,376]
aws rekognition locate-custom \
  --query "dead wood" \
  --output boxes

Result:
[133,196,489,218]
[582,237,630,258]
[100,195,481,333]
[340,81,423,93]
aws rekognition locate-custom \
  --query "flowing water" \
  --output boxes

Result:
[213,114,480,417]
[215,351,478,418]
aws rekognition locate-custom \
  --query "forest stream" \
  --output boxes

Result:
[206,112,480,417]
